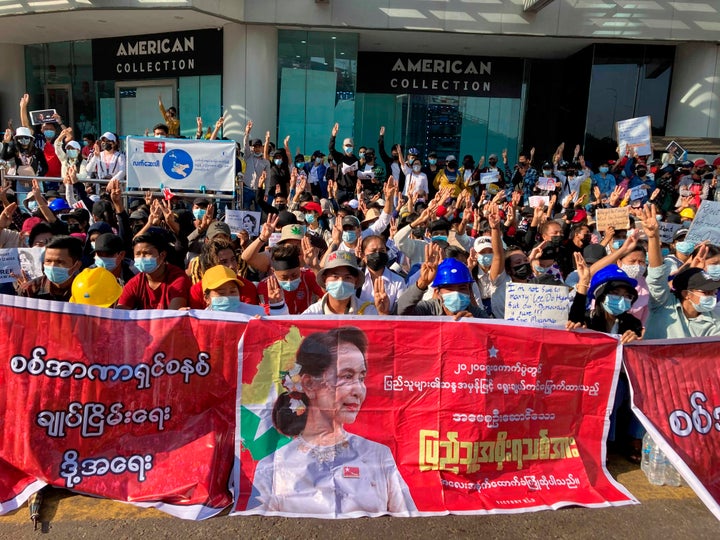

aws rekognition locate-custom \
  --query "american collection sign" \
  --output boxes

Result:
[356,52,524,98]
[92,29,223,81]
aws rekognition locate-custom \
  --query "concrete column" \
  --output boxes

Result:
[222,23,278,143]
[665,43,720,138]
[0,44,27,127]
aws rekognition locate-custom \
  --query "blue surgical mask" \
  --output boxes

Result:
[612,240,624,250]
[95,255,117,272]
[705,264,720,280]
[134,256,158,274]
[43,265,72,284]
[278,277,301,292]
[661,247,670,258]
[543,170,553,177]
[413,164,422,172]
[325,280,356,300]
[429,158,437,165]
[82,140,89,147]
[67,149,79,159]
[676,241,695,255]
[296,162,304,169]
[446,171,457,182]
[344,146,354,155]
[599,166,609,174]
[315,157,322,164]
[602,294,632,316]
[358,152,365,159]
[342,230,357,244]
[431,235,448,243]
[274,158,283,166]
[43,130,56,139]
[210,296,243,312]
[193,208,206,221]
[304,213,316,224]
[691,294,717,314]
[479,254,493,268]
[441,291,470,313]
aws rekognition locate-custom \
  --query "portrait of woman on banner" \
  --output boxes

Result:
[247,326,417,517]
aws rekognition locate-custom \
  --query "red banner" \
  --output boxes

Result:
[232,317,635,517]
[0,296,245,519]
[624,338,720,521]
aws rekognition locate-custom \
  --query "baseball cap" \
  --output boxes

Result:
[129,209,149,221]
[316,251,365,288]
[100,131,117,142]
[206,221,231,240]
[342,215,361,229]
[473,236,493,253]
[279,224,306,243]
[673,268,720,293]
[93,233,124,254]
[694,158,708,168]
[202,264,241,292]
[301,201,322,214]
[445,155,457,163]
[276,210,298,228]
[570,209,588,223]
[65,140,81,150]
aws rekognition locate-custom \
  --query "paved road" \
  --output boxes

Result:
[1,455,718,539]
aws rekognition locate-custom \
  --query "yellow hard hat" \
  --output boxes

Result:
[70,267,123,308]
[679,207,695,220]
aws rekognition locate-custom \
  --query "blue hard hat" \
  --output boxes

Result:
[48,198,71,212]
[589,264,638,302]
[407,147,419,156]
[431,258,473,288]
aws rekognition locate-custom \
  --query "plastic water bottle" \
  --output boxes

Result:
[641,433,652,474]
[646,444,666,486]
[664,462,682,487]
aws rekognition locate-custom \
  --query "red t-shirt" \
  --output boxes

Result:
[188,275,258,310]
[44,142,61,178]
[257,268,324,314]
[118,263,190,310]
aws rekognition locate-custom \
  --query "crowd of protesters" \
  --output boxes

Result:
[2,93,720,464]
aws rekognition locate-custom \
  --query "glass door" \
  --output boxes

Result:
[115,80,176,138]
[45,84,73,125]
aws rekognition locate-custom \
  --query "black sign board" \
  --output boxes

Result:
[92,28,223,81]
[356,52,523,98]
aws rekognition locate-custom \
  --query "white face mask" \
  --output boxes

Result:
[621,264,646,280]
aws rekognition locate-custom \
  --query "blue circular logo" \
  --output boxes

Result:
[162,149,194,180]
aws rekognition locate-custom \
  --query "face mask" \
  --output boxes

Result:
[358,152,365,159]
[479,254,493,267]
[43,130,56,139]
[431,235,448,243]
[103,142,114,151]
[622,264,646,280]
[637,170,647,177]
[304,213,316,224]
[533,264,554,274]
[67,149,79,159]
[275,204,287,212]
[661,247,670,258]
[513,263,532,280]
[134,256,158,274]
[210,296,243,312]
[27,200,39,213]
[549,236,562,247]
[441,291,470,313]
[325,280,356,300]
[691,294,717,313]
[676,241,695,255]
[446,170,457,182]
[342,230,357,244]
[599,166,609,174]
[44,265,72,284]
[412,164,422,173]
[344,146,353,155]
[488,161,498,167]
[428,158,437,165]
[82,140,89,147]
[705,264,720,280]
[193,208,206,221]
[543,169,553,177]
[254,151,263,158]
[365,251,389,272]
[296,162,304,169]
[67,223,82,234]
[602,294,632,316]
[95,255,118,272]
[274,158,283,166]
[612,240,624,250]
[581,234,592,246]
[278,277,301,292]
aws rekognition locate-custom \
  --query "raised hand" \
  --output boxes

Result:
[144,190,153,207]
[245,120,253,135]
[379,126,385,137]
[266,273,283,305]
[417,243,442,290]
[640,203,658,238]
[301,236,319,269]
[259,213,279,243]
[573,251,590,286]
[331,123,339,137]
[373,277,390,315]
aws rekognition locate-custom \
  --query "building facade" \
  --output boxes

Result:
[0,0,719,164]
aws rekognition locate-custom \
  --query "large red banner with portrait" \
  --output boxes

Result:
[624,338,720,521]
[232,317,636,518]
[0,295,245,519]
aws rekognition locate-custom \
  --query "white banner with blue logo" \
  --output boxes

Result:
[125,137,236,192]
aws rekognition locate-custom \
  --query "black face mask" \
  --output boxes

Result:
[581,234,592,246]
[365,251,389,272]
[275,204,287,212]
[411,227,425,239]
[636,169,647,177]
[513,263,532,280]
[103,142,114,152]
[549,236,562,247]
[67,223,82,234]
[488,160,497,167]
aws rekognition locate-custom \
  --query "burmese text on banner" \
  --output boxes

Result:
[232,317,636,518]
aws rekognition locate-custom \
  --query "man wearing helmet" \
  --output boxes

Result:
[397,243,488,319]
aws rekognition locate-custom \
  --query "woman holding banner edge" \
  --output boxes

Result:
[246,326,417,517]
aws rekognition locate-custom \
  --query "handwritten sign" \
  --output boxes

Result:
[595,207,630,232]
[616,116,652,157]
[686,201,720,246]
[480,171,499,185]
[0,247,44,284]
[529,195,550,208]
[505,282,570,326]
[225,210,261,237]
[0,249,20,284]
[658,221,681,244]
[536,177,556,191]
[629,186,647,201]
